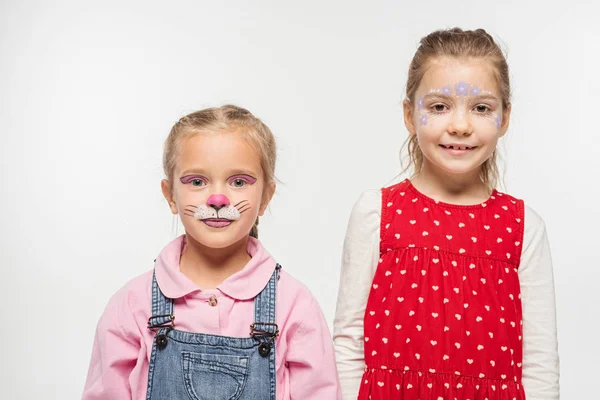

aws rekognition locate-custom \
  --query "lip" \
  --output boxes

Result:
[439,144,478,155]
[202,218,233,228]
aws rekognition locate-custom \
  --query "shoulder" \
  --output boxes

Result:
[347,189,382,225]
[275,269,325,333]
[492,190,525,213]
[503,194,547,237]
[276,269,318,312]
[496,197,550,266]
[523,203,546,230]
[494,190,547,238]
[349,179,413,214]
[352,189,381,213]
[109,270,154,310]
[522,203,549,251]
[381,179,411,198]
[341,190,382,244]
[98,270,154,336]
[493,191,545,226]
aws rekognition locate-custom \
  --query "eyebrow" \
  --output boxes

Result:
[422,93,500,102]
[179,169,209,177]
[179,169,258,177]
[227,170,258,177]
[423,93,500,103]
[469,94,500,102]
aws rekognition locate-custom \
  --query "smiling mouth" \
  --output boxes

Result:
[440,144,478,150]
[202,218,233,228]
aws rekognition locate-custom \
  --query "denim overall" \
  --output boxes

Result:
[146,264,280,400]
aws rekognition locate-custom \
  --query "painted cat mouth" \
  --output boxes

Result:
[202,218,233,228]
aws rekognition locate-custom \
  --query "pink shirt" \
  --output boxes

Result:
[83,236,341,399]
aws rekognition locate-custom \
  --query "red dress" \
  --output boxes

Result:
[359,180,526,399]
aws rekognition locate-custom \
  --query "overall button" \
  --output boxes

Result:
[208,296,218,307]
[258,342,271,357]
[156,334,168,350]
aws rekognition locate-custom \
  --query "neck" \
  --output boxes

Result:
[411,160,492,205]
[180,234,252,290]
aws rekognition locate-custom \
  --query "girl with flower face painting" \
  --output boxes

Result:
[333,29,559,399]
[83,105,341,400]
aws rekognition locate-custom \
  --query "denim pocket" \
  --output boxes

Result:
[182,351,250,400]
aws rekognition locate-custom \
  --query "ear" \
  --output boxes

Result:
[403,99,417,137]
[499,103,512,137]
[161,179,178,215]
[258,182,276,216]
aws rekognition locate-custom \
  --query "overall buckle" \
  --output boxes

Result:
[250,322,279,357]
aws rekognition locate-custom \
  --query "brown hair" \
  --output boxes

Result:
[403,27,510,190]
[163,105,277,238]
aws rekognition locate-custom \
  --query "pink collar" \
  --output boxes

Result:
[154,235,277,300]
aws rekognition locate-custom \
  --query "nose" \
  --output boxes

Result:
[448,110,473,136]
[206,194,230,210]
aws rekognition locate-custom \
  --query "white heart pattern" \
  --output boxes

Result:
[368,186,525,386]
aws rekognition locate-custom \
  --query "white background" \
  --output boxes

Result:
[1,0,599,398]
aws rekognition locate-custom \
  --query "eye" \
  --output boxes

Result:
[432,104,448,112]
[475,105,490,113]
[228,174,257,187]
[231,178,246,188]
[180,175,209,186]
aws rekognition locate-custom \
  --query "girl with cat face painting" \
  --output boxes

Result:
[83,105,341,400]
[333,29,559,399]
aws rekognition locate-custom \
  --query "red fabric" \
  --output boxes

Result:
[359,180,526,400]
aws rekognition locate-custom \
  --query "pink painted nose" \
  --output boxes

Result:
[206,194,230,209]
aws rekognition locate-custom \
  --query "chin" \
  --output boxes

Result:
[428,158,485,177]
[440,165,481,176]
[186,228,249,250]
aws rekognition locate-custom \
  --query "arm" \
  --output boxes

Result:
[286,295,342,399]
[82,289,143,400]
[332,190,381,400]
[519,205,560,399]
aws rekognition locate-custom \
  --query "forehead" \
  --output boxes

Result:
[419,57,500,94]
[177,131,262,174]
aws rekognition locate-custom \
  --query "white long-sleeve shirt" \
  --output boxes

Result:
[333,189,560,400]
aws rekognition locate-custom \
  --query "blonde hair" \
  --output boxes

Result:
[402,28,510,190]
[163,105,277,238]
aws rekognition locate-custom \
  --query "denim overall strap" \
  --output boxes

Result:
[146,269,174,400]
[149,269,174,327]
[250,263,281,400]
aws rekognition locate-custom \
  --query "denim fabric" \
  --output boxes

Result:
[146,266,280,400]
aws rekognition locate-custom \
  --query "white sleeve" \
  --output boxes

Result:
[519,205,560,399]
[333,190,382,400]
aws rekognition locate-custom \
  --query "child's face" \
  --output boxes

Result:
[163,130,274,249]
[404,57,511,179]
